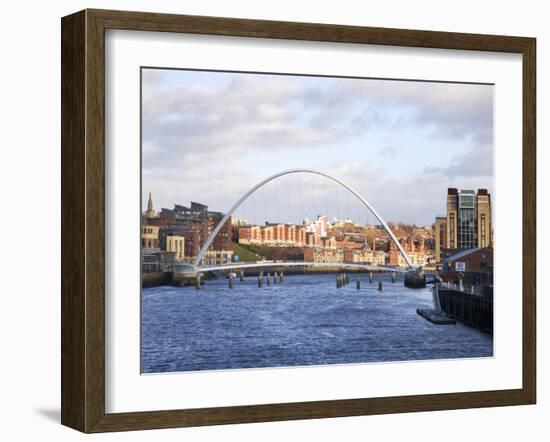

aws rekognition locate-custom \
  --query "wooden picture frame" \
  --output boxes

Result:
[61,8,536,433]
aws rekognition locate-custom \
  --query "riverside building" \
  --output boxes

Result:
[434,188,492,263]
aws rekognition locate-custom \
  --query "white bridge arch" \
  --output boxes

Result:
[193,169,413,269]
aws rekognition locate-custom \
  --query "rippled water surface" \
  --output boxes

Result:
[141,273,493,373]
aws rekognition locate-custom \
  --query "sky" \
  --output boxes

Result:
[141,68,493,226]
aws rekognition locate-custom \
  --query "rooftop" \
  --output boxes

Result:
[443,247,492,262]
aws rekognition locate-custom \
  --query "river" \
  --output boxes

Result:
[141,273,493,373]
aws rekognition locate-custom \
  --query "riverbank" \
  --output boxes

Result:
[142,271,172,288]
[437,287,493,334]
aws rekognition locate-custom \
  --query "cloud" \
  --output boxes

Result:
[142,70,494,225]
[377,145,397,159]
[424,142,493,178]
[324,159,492,225]
[350,80,493,142]
[143,72,492,165]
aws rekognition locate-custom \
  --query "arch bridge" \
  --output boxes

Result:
[191,169,415,274]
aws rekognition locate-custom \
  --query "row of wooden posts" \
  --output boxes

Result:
[336,271,397,290]
[194,270,285,289]
[257,271,283,288]
[194,270,398,290]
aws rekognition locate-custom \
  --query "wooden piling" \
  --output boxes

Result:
[274,271,278,284]
[378,276,383,291]
[239,270,244,282]
[369,272,373,283]
[267,272,271,286]
[228,276,234,289]
[356,276,361,290]
[279,272,283,283]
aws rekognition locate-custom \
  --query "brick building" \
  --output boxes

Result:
[145,201,232,264]
[441,247,493,286]
[239,223,307,247]
[388,236,431,267]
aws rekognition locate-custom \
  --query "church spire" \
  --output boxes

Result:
[145,192,156,218]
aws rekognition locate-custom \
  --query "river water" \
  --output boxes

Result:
[141,273,493,373]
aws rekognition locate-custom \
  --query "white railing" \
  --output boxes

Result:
[195,260,409,273]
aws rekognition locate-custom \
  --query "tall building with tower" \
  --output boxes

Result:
[144,192,157,218]
[435,188,492,263]
[434,216,447,263]
[476,189,492,248]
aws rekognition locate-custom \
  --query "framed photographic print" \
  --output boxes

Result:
[61,9,536,433]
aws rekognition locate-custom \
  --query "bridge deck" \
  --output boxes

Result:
[196,261,409,273]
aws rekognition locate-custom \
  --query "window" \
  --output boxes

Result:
[458,208,476,249]
[480,213,486,245]
[449,212,455,248]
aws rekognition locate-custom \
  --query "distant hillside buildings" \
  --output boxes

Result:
[140,192,458,270]
[238,214,434,267]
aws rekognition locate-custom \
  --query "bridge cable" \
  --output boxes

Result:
[241,195,246,226]
[262,182,268,226]
[324,178,328,220]
[275,180,280,224]
[309,175,315,218]
[336,183,340,222]
[356,191,360,226]
[252,186,257,226]
[347,187,350,224]
[298,174,304,226]
[286,174,291,224]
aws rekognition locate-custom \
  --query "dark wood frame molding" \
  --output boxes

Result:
[61,9,536,433]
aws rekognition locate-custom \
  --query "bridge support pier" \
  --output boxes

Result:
[274,271,278,284]
[392,272,396,283]
[356,276,361,290]
[336,274,341,288]
[267,272,271,286]
[279,272,283,283]
[228,275,234,289]
[378,276,383,291]
[404,268,426,288]
[239,270,244,282]
[195,274,201,289]
[369,272,373,284]
[258,272,263,288]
